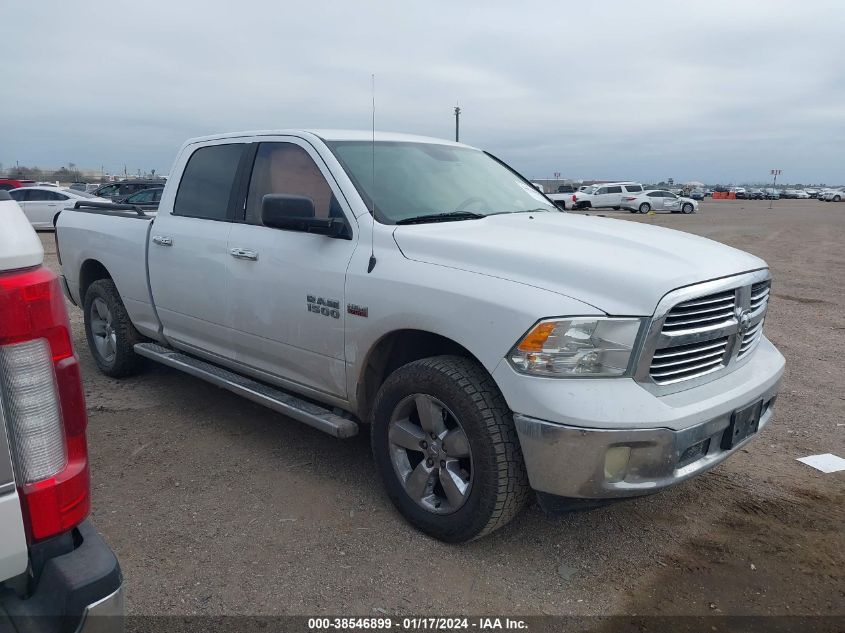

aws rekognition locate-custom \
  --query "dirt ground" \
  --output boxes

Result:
[40,198,844,618]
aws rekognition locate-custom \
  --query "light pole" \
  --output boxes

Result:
[454,106,461,142]
[769,169,781,209]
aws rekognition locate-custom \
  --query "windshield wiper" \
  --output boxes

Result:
[395,211,486,225]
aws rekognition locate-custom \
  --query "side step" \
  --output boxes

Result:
[134,343,358,438]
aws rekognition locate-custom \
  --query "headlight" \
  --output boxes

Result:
[508,317,644,377]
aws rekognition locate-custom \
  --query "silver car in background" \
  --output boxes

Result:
[621,189,698,214]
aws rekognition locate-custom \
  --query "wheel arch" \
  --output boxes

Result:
[355,329,482,422]
[79,258,113,303]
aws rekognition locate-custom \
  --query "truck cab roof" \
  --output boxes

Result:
[182,129,472,148]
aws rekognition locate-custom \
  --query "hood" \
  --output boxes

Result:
[393,212,765,315]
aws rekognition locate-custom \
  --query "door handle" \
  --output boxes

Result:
[229,247,258,261]
[152,235,173,246]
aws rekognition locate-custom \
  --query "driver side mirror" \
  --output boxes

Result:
[261,194,351,239]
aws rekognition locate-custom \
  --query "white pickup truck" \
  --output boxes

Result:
[0,192,123,631]
[55,130,785,542]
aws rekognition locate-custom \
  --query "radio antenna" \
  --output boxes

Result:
[367,74,377,273]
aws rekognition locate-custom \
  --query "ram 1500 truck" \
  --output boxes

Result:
[0,192,123,630]
[55,130,785,542]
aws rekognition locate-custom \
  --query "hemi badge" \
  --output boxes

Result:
[347,304,369,318]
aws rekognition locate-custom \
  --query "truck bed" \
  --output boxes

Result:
[55,204,161,338]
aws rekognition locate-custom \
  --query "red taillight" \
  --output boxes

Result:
[0,266,90,542]
[572,195,578,201]
[623,196,636,201]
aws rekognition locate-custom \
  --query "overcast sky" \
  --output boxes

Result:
[2,0,843,184]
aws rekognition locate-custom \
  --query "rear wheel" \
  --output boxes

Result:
[835,195,842,202]
[639,203,651,214]
[371,356,529,542]
[612,206,621,210]
[83,279,143,377]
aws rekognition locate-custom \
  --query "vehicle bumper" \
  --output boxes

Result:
[495,337,785,498]
[0,520,123,633]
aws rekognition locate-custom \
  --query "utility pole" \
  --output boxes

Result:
[769,169,781,209]
[454,105,461,142]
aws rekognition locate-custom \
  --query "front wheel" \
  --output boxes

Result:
[682,203,694,214]
[835,195,842,202]
[371,356,529,542]
[639,203,651,214]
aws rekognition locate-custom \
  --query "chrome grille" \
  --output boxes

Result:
[637,271,772,393]
[750,281,770,313]
[737,318,764,358]
[661,289,736,332]
[650,337,729,384]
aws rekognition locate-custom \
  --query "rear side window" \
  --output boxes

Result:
[606,186,623,194]
[9,189,28,201]
[624,185,643,193]
[27,190,52,201]
[174,143,245,221]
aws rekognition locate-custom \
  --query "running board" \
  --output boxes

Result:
[134,343,358,438]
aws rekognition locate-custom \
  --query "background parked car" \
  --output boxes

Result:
[804,188,819,198]
[572,182,644,210]
[0,178,35,191]
[749,189,765,200]
[92,179,164,199]
[8,186,97,229]
[621,189,698,214]
[765,189,781,200]
[821,187,844,202]
[117,186,163,210]
[689,188,705,200]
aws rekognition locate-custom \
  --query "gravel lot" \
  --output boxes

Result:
[41,198,844,617]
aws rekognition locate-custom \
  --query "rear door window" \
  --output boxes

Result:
[9,189,29,201]
[606,186,623,194]
[27,189,52,201]
[174,143,245,221]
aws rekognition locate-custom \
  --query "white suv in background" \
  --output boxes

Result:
[572,182,644,210]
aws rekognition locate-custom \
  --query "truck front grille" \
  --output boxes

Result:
[650,336,730,384]
[642,273,771,390]
[661,290,736,332]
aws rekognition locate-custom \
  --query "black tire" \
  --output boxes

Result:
[835,196,841,202]
[682,203,694,214]
[639,203,651,214]
[83,279,144,377]
[371,356,529,542]
[628,209,638,213]
[612,206,621,210]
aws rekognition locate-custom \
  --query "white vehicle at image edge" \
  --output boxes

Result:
[820,187,844,202]
[55,130,785,543]
[569,182,645,210]
[622,189,699,214]
[0,192,123,631]
[8,186,99,230]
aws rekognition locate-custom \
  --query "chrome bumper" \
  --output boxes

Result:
[76,585,124,633]
[514,385,780,499]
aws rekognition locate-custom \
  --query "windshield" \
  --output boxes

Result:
[327,141,557,224]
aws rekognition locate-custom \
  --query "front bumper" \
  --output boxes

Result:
[1,520,123,633]
[496,337,785,498]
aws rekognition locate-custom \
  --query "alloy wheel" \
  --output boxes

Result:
[387,394,473,515]
[89,297,117,363]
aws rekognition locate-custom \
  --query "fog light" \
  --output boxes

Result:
[604,446,631,482]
